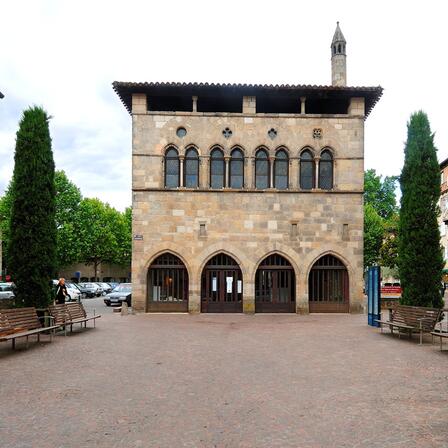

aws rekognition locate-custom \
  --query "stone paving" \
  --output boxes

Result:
[1,299,448,448]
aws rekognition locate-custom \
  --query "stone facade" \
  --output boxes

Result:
[58,263,130,283]
[114,23,382,314]
[439,160,448,272]
[131,106,365,313]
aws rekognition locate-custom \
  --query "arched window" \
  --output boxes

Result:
[319,150,333,190]
[210,147,225,189]
[255,149,270,189]
[300,149,315,190]
[229,148,244,189]
[338,44,341,53]
[274,149,288,189]
[184,147,199,188]
[165,147,179,188]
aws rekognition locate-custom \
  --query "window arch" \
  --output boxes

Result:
[229,148,244,189]
[319,149,333,190]
[300,149,315,190]
[274,149,288,189]
[255,149,270,189]
[165,147,180,188]
[184,147,199,188]
[210,147,225,189]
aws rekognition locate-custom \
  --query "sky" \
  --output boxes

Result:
[1,0,447,211]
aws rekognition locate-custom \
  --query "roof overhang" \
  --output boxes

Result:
[112,81,383,118]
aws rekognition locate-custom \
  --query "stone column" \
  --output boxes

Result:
[243,280,255,313]
[192,96,198,112]
[300,96,306,114]
[242,96,256,114]
[225,156,230,188]
[131,93,147,114]
[269,156,275,188]
[315,157,320,189]
[179,155,185,187]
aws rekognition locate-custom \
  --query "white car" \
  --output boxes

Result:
[65,282,82,302]
[0,283,15,300]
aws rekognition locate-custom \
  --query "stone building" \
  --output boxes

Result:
[113,23,382,314]
[439,158,448,277]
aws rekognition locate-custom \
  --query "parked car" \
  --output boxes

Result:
[108,282,120,290]
[97,282,113,294]
[93,283,104,296]
[65,282,83,302]
[104,283,132,307]
[0,283,15,300]
[77,282,98,298]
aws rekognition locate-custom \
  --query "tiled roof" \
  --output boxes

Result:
[112,81,383,117]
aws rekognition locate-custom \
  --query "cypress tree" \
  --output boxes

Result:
[398,111,444,308]
[8,106,57,308]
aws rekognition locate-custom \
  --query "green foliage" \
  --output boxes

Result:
[379,213,399,270]
[0,181,13,269]
[363,170,399,269]
[398,111,444,308]
[54,170,82,268]
[77,198,131,279]
[364,203,384,267]
[8,106,57,308]
[364,169,398,219]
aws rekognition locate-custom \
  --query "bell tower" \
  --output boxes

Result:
[331,22,347,86]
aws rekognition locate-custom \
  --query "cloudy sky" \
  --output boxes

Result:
[1,0,447,210]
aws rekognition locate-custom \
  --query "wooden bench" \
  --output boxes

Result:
[376,304,442,344]
[48,303,101,335]
[431,318,448,351]
[0,307,60,349]
[66,302,101,332]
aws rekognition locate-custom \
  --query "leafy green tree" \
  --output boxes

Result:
[54,170,82,268]
[398,111,444,308]
[77,198,120,280]
[364,203,384,267]
[364,169,399,269]
[379,213,399,269]
[364,169,398,219]
[116,206,132,266]
[0,182,13,272]
[8,106,57,308]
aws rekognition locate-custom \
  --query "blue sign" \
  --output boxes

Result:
[75,271,81,279]
[367,266,381,327]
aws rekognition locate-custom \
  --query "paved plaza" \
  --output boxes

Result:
[1,299,447,448]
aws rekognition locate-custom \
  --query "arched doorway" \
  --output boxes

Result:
[255,254,295,313]
[147,253,189,312]
[201,253,243,312]
[308,254,349,313]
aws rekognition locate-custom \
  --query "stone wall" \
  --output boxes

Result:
[131,101,365,313]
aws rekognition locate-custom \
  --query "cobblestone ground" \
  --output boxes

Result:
[1,299,447,448]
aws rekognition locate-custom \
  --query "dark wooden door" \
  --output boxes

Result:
[308,255,349,313]
[201,254,243,313]
[255,254,295,313]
